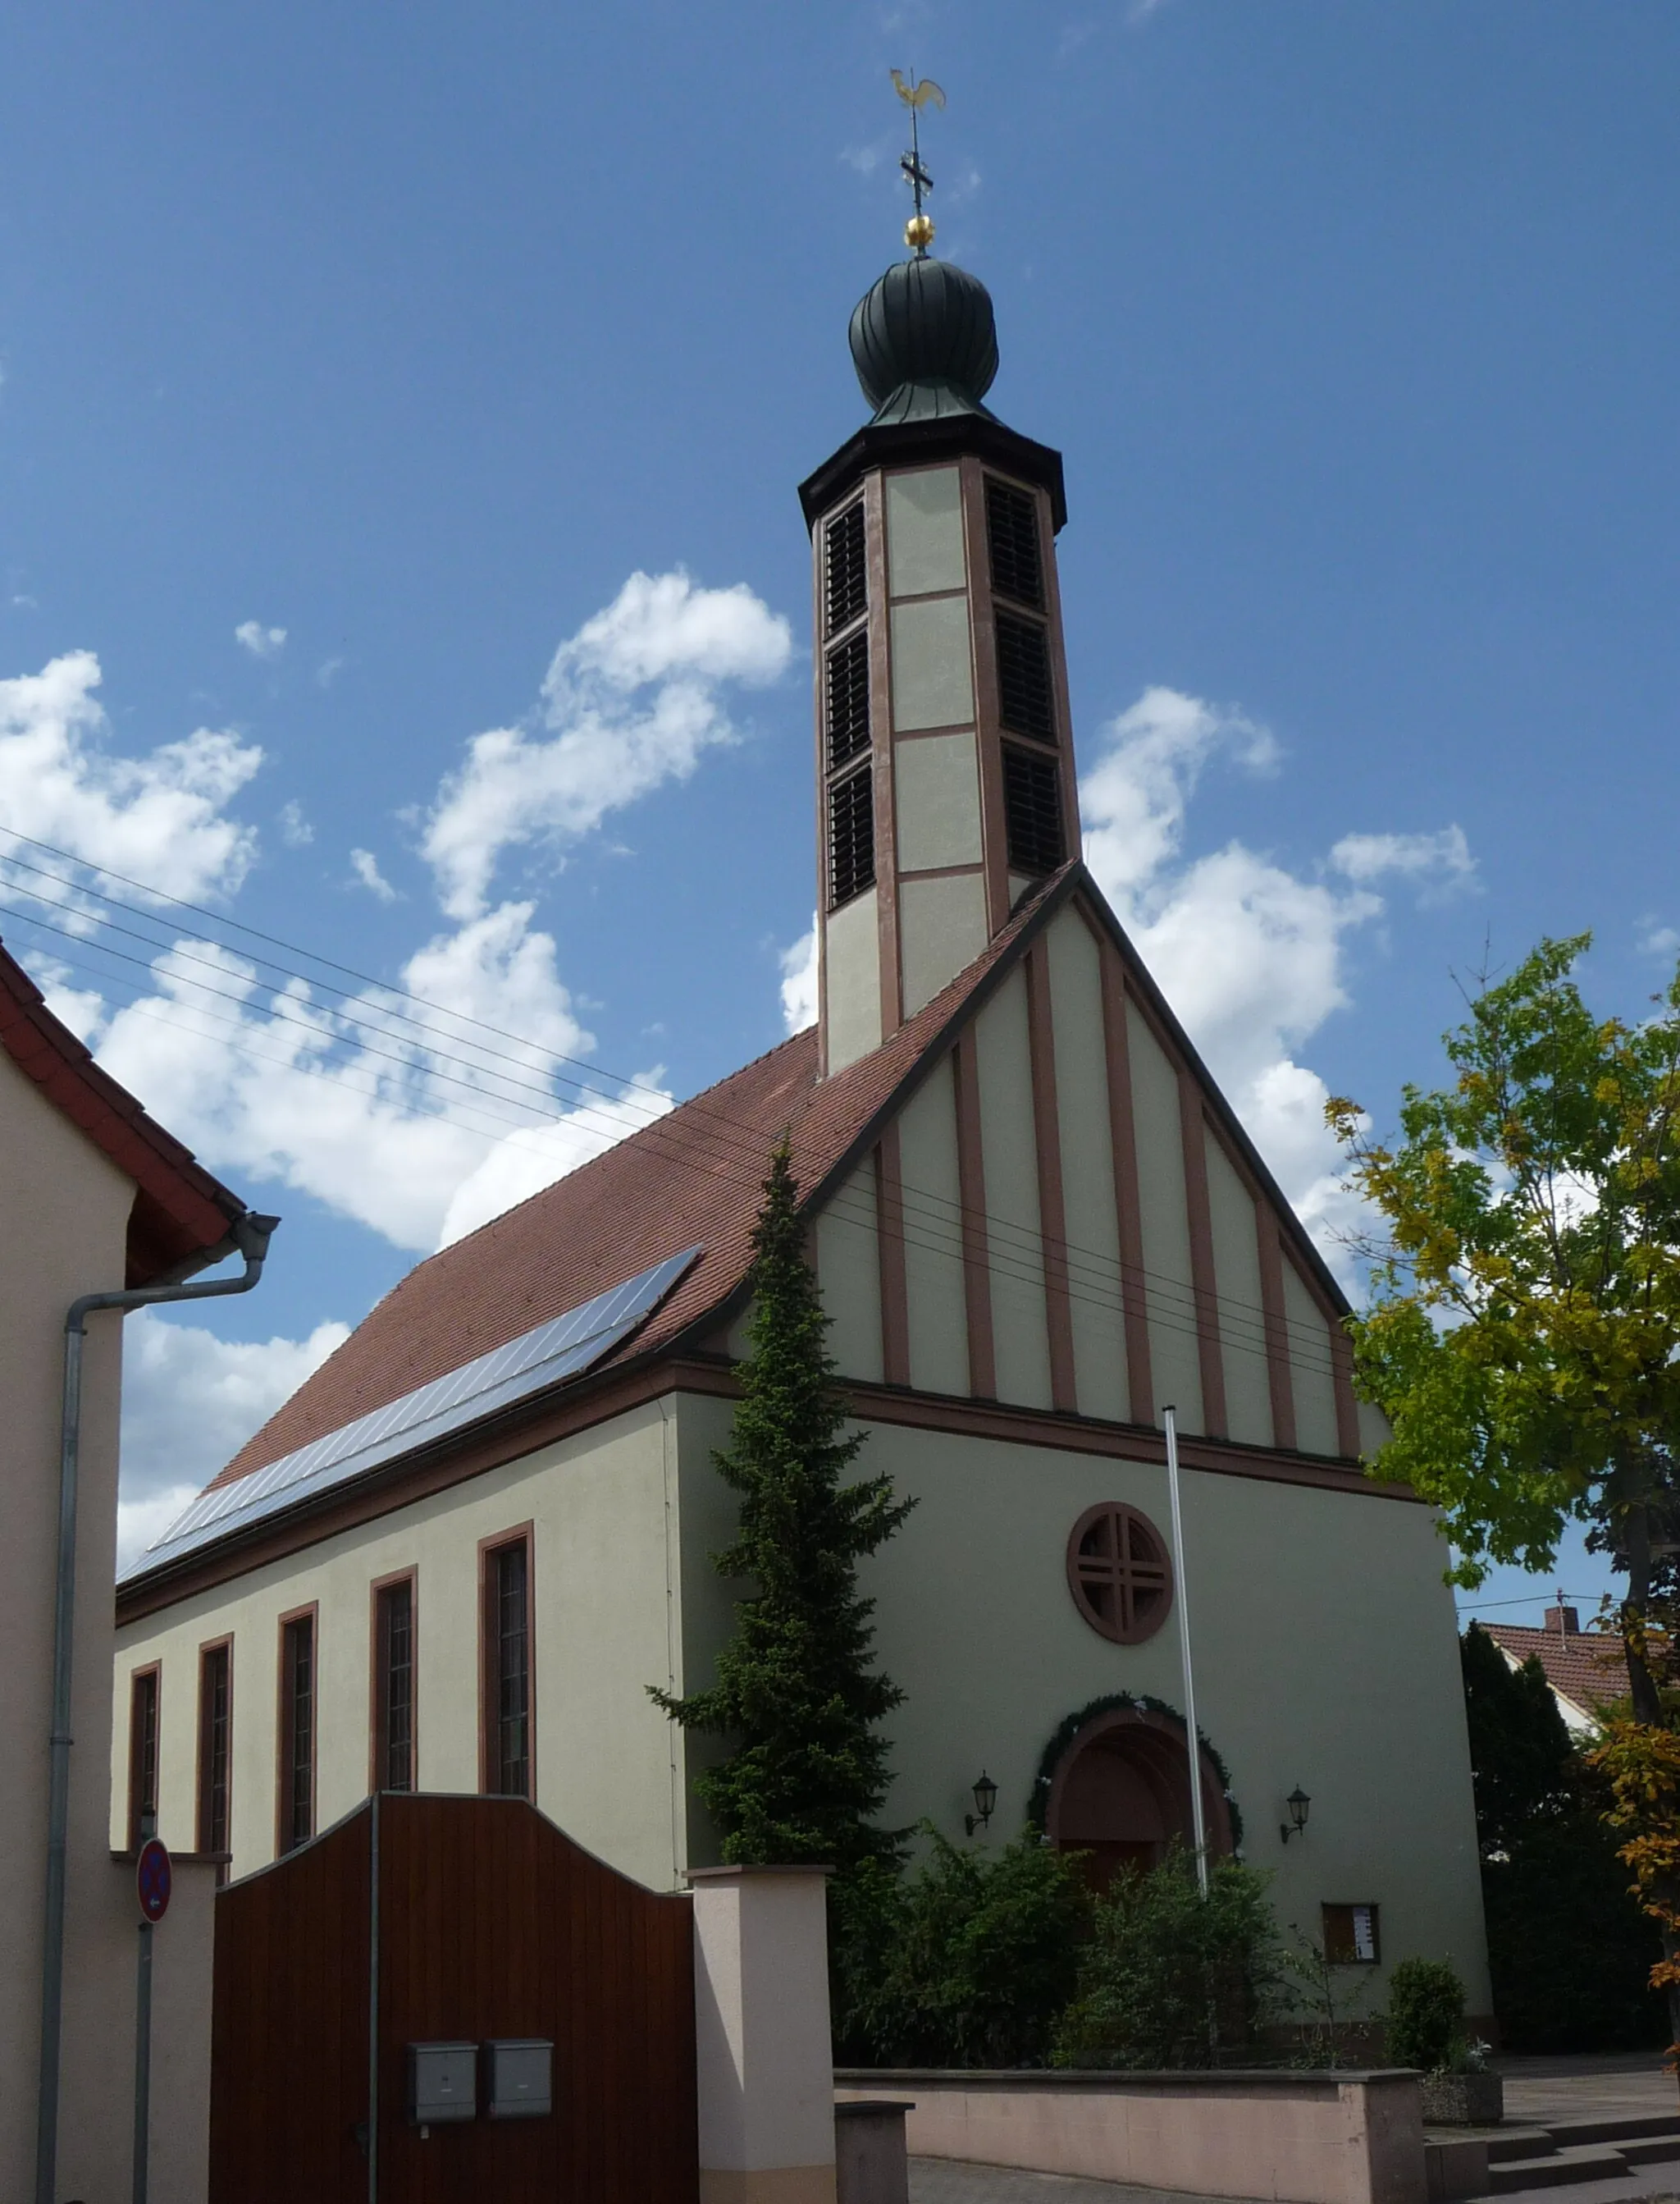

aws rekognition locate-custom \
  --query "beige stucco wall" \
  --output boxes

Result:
[0,1044,222,2199]
[1045,908,1130,1424]
[823,885,882,1076]
[900,870,988,1018]
[114,1399,689,1891]
[975,966,1054,1411]
[895,1054,970,1398]
[1204,1136,1274,1449]
[1125,1002,1204,1428]
[676,1388,1489,2014]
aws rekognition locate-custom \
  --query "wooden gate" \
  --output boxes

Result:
[208,1793,698,2203]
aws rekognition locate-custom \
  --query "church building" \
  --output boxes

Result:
[112,231,1490,2018]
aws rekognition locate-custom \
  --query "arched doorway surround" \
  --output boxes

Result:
[1041,1703,1236,1894]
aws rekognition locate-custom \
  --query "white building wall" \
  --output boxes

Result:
[815,1156,883,1384]
[1203,1137,1275,1448]
[1284,1260,1342,1457]
[673,1388,1488,2015]
[1125,1002,1204,1429]
[895,1054,970,1397]
[114,1402,687,1893]
[1043,908,1130,1424]
[974,966,1053,1411]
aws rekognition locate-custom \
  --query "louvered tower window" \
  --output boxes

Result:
[829,765,874,909]
[826,630,870,772]
[825,501,868,635]
[1003,747,1064,875]
[986,479,1043,609]
[995,612,1056,743]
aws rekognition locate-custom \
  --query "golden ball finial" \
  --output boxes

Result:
[905,212,935,252]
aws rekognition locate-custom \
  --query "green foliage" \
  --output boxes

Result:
[1276,1929,1378,2068]
[1326,935,1680,1593]
[832,1827,1092,2068]
[1461,1619,1663,2051]
[1052,1849,1281,2069]
[1384,1958,1466,2074]
[652,1141,914,1868]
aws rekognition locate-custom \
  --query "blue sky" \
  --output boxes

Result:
[2,1,1674,1620]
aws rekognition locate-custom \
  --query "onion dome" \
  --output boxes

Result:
[847,255,1000,425]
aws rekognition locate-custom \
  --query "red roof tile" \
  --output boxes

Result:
[1482,1621,1630,1720]
[210,871,1068,1490]
[0,935,246,1285]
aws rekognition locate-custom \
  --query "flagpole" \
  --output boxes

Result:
[1163,1405,1209,1895]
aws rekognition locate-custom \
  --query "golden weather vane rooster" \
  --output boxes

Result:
[890,70,946,255]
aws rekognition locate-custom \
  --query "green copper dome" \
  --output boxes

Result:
[848,256,1000,425]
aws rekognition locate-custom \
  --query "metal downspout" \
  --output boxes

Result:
[34,1208,281,2204]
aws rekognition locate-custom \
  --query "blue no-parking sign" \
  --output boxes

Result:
[136,1836,172,1924]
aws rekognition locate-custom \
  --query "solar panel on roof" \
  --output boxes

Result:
[124,1245,703,1583]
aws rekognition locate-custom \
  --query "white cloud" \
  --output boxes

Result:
[1330,825,1476,900]
[422,569,792,920]
[18,569,789,1263]
[1080,684,1469,1273]
[779,917,818,1035]
[278,799,313,847]
[116,1308,349,1567]
[842,143,888,176]
[235,620,287,661]
[89,907,626,1252]
[0,652,260,905]
[439,1077,674,1248]
[349,847,399,903]
[1639,919,1679,960]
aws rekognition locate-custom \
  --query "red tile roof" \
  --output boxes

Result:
[210,871,1067,1491]
[0,935,246,1285]
[1481,1621,1630,1721]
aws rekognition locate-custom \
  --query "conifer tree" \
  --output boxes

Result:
[654,1140,914,1868]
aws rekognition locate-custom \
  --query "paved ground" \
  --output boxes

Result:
[1500,2052,1678,2130]
[910,2167,1262,2204]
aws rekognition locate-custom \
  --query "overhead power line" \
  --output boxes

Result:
[0,830,1352,1389]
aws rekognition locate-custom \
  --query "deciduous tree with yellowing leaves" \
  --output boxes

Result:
[1326,935,1680,2049]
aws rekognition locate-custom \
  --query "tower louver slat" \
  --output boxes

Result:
[1003,746,1064,875]
[825,630,871,771]
[824,501,868,634]
[986,478,1043,609]
[995,612,1056,743]
[829,765,874,908]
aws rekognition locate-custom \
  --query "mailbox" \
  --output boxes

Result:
[407,2041,477,2124]
[485,2037,553,2119]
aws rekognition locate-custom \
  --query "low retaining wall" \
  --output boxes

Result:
[833,2069,1425,2204]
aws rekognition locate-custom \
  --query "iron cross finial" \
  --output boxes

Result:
[890,69,946,256]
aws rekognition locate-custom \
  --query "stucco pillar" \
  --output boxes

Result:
[688,1864,837,2204]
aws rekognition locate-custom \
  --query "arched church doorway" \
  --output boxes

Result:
[1043,1704,1235,1895]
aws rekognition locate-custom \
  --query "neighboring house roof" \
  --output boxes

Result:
[1481,1616,1630,1734]
[207,862,1356,1503]
[0,936,246,1285]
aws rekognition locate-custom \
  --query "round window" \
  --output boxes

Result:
[1066,1502,1173,1645]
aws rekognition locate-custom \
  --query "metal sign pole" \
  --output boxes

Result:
[132,1922,153,2204]
[1163,1406,1210,1895]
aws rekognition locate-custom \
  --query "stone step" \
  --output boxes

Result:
[1541,2111,1680,2151]
[1486,2144,1632,2193]
[1486,2129,1564,2165]
[1610,2133,1680,2168]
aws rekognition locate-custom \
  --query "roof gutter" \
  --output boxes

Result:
[34,1206,281,2204]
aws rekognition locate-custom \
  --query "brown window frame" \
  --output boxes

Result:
[370,1569,418,1795]
[479,1526,535,1802]
[126,1662,162,1851]
[195,1636,234,1875]
[1322,1902,1381,1965]
[1066,1501,1174,1646]
[276,1604,318,1856]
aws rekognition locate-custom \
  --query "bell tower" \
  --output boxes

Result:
[799,241,1080,1074]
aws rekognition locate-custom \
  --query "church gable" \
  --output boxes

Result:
[811,876,1362,1461]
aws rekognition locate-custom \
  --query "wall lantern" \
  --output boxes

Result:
[965,1772,998,1837]
[1280,1787,1311,1845]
